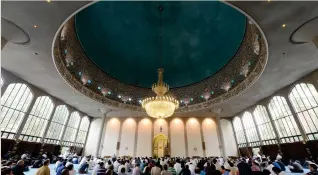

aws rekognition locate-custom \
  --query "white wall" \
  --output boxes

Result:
[136,118,152,157]
[119,118,136,156]
[202,118,221,157]
[94,117,228,157]
[220,119,238,157]
[154,119,168,137]
[170,118,186,157]
[84,118,102,156]
[101,118,120,156]
[186,118,203,157]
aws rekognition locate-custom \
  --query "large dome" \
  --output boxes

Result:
[53,1,268,113]
[75,1,246,88]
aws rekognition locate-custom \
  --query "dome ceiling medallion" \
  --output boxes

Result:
[52,1,268,113]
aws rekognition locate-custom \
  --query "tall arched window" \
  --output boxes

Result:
[289,83,318,140]
[1,83,33,139]
[233,117,247,147]
[21,96,54,142]
[63,111,80,146]
[242,112,260,147]
[253,105,277,145]
[268,96,301,143]
[45,105,69,144]
[75,116,90,147]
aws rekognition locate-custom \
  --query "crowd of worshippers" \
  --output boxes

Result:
[1,152,318,175]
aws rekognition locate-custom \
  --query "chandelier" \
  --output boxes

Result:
[142,68,179,119]
[141,5,179,119]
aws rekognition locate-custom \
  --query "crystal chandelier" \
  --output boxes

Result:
[142,68,179,119]
[141,5,179,119]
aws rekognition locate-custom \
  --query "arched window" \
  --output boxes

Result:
[1,83,33,139]
[62,111,80,146]
[45,105,69,144]
[289,83,318,140]
[21,96,54,142]
[268,96,301,143]
[233,117,247,147]
[253,105,277,145]
[75,116,90,147]
[242,112,260,147]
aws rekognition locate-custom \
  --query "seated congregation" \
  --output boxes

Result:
[1,151,318,175]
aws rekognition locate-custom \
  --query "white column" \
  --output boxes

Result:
[96,109,112,157]
[133,118,139,157]
[199,120,206,157]
[183,119,189,157]
[215,116,226,158]
[82,118,92,156]
[116,119,123,157]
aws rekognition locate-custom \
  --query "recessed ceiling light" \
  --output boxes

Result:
[282,24,286,28]
[268,0,271,2]
[47,0,51,2]
[33,25,37,28]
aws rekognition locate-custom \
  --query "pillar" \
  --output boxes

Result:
[133,118,139,157]
[41,104,58,143]
[230,119,240,156]
[183,118,189,157]
[199,119,206,157]
[151,118,154,157]
[216,116,226,158]
[116,119,123,157]
[82,118,92,156]
[96,109,112,157]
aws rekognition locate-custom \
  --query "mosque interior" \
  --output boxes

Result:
[1,1,318,161]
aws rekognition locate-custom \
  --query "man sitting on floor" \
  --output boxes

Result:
[288,160,304,173]
[35,159,50,175]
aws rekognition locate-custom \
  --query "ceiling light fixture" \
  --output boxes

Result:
[33,25,37,28]
[282,24,286,28]
[141,5,179,119]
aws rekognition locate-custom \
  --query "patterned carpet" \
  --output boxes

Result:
[24,164,309,175]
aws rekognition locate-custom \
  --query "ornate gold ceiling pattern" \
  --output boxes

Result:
[53,7,267,113]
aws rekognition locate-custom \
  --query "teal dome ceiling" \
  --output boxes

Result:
[75,1,246,88]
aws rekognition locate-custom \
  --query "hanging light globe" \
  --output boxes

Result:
[142,68,179,119]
